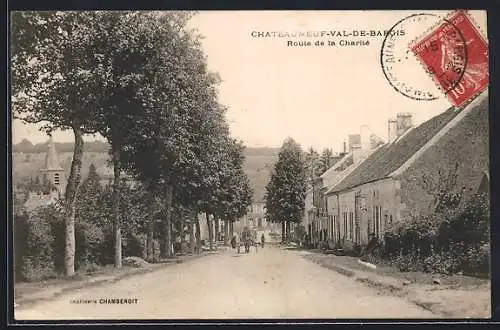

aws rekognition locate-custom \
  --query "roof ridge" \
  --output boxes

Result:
[324,145,384,195]
[325,98,482,194]
[320,152,353,178]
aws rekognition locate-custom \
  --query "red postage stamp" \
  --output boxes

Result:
[411,10,489,108]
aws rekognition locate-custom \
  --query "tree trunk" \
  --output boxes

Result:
[206,212,213,250]
[146,220,154,262]
[281,221,286,243]
[63,126,84,277]
[180,211,186,254]
[214,218,220,243]
[195,214,201,253]
[224,219,229,245]
[286,221,291,242]
[162,184,174,258]
[230,221,234,239]
[111,144,122,268]
[189,214,195,254]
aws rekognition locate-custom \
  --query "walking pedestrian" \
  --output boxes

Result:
[261,233,265,248]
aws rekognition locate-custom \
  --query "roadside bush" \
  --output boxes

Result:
[123,232,145,258]
[381,192,490,276]
[98,229,115,266]
[14,212,29,282]
[21,204,62,281]
[20,257,57,282]
[78,262,101,274]
[461,242,490,275]
[393,253,423,273]
[75,221,106,270]
[422,250,461,274]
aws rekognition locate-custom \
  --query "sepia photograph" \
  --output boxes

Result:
[10,9,490,321]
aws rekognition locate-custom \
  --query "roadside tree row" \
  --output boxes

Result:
[12,11,252,278]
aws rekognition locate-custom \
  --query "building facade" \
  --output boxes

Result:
[305,125,381,248]
[325,93,489,251]
[235,202,267,234]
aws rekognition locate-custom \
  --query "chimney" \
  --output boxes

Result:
[352,144,362,163]
[343,140,347,154]
[360,125,371,150]
[396,112,413,137]
[348,134,361,152]
[388,118,398,143]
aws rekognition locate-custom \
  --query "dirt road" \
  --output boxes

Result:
[15,247,435,320]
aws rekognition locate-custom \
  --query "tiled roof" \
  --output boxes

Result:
[328,106,462,193]
[24,193,57,212]
[324,147,381,195]
[320,153,352,179]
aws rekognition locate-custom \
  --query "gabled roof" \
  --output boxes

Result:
[327,106,464,194]
[24,193,57,212]
[324,146,382,195]
[320,152,353,179]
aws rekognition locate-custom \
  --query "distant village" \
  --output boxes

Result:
[13,93,489,254]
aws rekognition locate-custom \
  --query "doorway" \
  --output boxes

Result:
[354,195,362,245]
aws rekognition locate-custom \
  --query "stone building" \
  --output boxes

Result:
[232,202,270,238]
[325,93,489,251]
[23,137,66,213]
[304,126,380,248]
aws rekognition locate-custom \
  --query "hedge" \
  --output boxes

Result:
[14,203,149,282]
[381,192,490,276]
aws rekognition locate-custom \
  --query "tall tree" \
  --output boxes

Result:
[76,163,104,227]
[88,12,154,268]
[12,12,104,276]
[317,148,336,176]
[212,139,253,246]
[265,138,307,243]
[120,11,224,258]
[304,147,320,188]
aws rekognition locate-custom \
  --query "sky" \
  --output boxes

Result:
[11,10,487,152]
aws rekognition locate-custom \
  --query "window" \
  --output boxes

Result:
[54,173,60,185]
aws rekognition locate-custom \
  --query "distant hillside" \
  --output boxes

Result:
[12,139,110,153]
[11,140,279,203]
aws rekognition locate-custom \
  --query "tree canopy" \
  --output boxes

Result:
[265,138,307,225]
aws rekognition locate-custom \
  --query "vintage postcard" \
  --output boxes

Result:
[11,10,490,321]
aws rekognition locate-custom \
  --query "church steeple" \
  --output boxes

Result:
[40,136,65,196]
[43,136,63,171]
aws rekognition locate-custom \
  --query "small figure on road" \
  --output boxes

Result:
[241,227,252,253]
[231,234,241,254]
[261,233,265,248]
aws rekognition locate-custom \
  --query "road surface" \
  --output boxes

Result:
[15,246,435,320]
